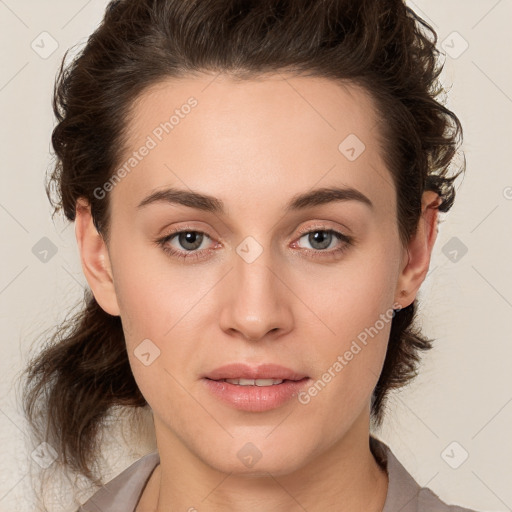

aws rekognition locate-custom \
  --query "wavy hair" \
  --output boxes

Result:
[22,0,464,487]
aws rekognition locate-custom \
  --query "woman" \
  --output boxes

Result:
[22,0,477,510]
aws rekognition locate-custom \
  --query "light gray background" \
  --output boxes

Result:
[1,1,511,511]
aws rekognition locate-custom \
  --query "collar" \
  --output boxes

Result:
[80,436,436,512]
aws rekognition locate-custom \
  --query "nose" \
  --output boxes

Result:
[218,250,294,342]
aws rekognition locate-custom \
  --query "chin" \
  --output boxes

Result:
[210,455,305,478]
[197,437,313,477]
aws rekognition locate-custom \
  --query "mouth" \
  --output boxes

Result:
[203,362,308,382]
[202,364,311,412]
[206,377,306,386]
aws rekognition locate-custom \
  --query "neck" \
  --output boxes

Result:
[139,413,388,512]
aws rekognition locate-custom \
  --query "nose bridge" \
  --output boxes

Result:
[219,238,292,340]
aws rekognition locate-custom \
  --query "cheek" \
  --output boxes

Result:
[109,239,221,396]
[110,231,208,337]
[111,221,400,411]
[293,238,400,407]
[296,235,400,340]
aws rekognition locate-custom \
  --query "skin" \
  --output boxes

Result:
[75,73,439,512]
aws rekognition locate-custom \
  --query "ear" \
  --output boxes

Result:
[394,190,441,308]
[75,197,120,316]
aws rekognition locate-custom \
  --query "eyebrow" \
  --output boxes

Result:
[136,185,373,213]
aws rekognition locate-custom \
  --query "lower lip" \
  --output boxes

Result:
[202,377,311,412]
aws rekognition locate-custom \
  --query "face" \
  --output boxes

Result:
[82,73,418,476]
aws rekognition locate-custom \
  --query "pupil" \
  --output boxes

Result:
[180,231,203,250]
[310,231,331,250]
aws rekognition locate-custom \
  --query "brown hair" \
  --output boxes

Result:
[22,0,464,486]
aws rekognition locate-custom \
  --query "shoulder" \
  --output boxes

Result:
[370,436,479,512]
[78,440,480,512]
[77,451,160,512]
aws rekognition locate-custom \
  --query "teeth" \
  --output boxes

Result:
[224,378,284,386]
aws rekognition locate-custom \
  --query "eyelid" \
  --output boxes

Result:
[156,222,354,261]
[291,224,353,256]
[294,222,351,239]
[158,221,351,244]
[158,224,219,248]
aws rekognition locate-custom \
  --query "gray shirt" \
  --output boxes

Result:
[78,436,478,511]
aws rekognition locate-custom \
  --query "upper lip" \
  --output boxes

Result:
[203,363,308,381]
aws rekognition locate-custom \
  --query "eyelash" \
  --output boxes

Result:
[155,224,353,262]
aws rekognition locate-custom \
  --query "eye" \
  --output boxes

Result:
[170,231,208,251]
[155,225,353,262]
[156,228,216,261]
[293,227,353,259]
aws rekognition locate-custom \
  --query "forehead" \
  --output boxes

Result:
[125,72,381,149]
[111,72,394,217]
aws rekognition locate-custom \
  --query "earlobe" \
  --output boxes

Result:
[394,191,440,308]
[75,198,120,316]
